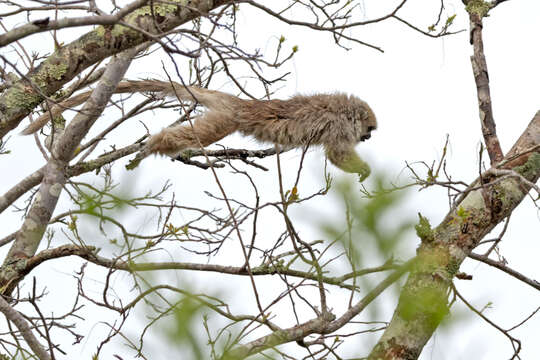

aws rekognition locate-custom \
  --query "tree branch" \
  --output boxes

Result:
[0,296,52,360]
[0,46,140,296]
[73,249,400,291]
[467,3,504,164]
[469,252,540,291]
[0,0,148,47]
[367,111,539,359]
[222,260,413,359]
[0,0,231,140]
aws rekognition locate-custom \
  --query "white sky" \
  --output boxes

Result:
[0,0,539,359]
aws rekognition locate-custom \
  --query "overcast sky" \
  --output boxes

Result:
[0,1,539,359]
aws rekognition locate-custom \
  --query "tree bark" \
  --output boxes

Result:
[0,0,230,140]
[0,47,139,295]
[367,111,540,359]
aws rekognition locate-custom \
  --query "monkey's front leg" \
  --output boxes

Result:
[325,144,371,181]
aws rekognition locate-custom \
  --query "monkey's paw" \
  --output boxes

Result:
[357,166,371,182]
[336,153,371,182]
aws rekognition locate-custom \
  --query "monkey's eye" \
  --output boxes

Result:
[367,126,376,132]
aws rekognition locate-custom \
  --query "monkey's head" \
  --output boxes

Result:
[349,96,377,144]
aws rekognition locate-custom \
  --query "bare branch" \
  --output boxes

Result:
[0,0,148,47]
[222,260,413,359]
[70,248,400,290]
[469,252,540,291]
[0,296,52,360]
[453,283,522,359]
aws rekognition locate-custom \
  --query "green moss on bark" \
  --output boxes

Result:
[465,0,491,17]
[514,152,540,180]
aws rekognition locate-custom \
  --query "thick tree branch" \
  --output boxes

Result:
[0,47,139,296]
[0,0,148,47]
[0,0,231,140]
[22,79,206,135]
[367,110,539,360]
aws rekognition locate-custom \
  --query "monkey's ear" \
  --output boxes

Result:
[325,146,371,181]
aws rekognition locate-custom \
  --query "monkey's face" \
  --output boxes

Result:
[350,97,377,143]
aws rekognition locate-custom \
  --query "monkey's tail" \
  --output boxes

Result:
[20,80,202,135]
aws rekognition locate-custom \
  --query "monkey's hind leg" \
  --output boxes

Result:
[127,112,238,170]
[147,111,239,156]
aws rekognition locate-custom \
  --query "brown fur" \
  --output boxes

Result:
[147,82,377,179]
[22,80,377,179]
